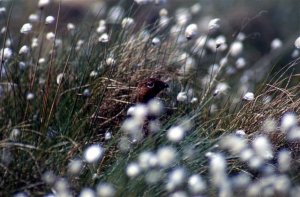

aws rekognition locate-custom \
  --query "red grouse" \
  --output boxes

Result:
[93,77,168,130]
[134,78,169,103]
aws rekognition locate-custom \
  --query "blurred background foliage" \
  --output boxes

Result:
[5,0,300,76]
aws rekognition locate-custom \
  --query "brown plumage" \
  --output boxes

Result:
[92,77,168,132]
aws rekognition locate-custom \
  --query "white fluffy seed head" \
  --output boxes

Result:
[31,38,39,48]
[99,33,109,43]
[180,57,196,75]
[236,57,246,69]
[152,37,161,46]
[220,134,247,155]
[45,16,55,24]
[168,168,186,188]
[281,112,297,132]
[67,23,75,31]
[83,144,104,163]
[68,159,83,175]
[243,92,254,101]
[214,82,229,96]
[138,151,156,169]
[288,126,300,140]
[96,183,115,197]
[38,58,45,64]
[121,17,134,29]
[20,23,32,34]
[177,92,187,102]
[126,163,141,178]
[106,57,116,66]
[208,18,220,32]
[185,24,198,40]
[157,146,177,167]
[42,171,56,185]
[235,129,246,137]
[19,45,29,54]
[190,3,202,14]
[271,38,282,50]
[105,132,112,140]
[29,14,39,22]
[0,48,12,61]
[0,7,6,14]
[262,118,277,133]
[209,153,227,186]
[252,136,273,160]
[46,32,55,41]
[26,92,35,100]
[230,41,243,57]
[295,36,300,49]
[97,24,106,34]
[188,174,206,194]
[56,73,64,85]
[121,118,141,135]
[175,8,191,25]
[278,149,291,173]
[147,99,163,116]
[167,126,185,142]
[79,188,96,197]
[132,104,148,119]
[89,71,98,77]
[38,0,50,8]
[107,6,124,24]
[190,97,198,103]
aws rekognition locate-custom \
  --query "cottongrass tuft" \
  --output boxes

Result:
[151,37,161,46]
[280,112,297,132]
[104,132,112,140]
[83,144,104,163]
[294,36,300,49]
[157,146,177,167]
[26,92,35,100]
[230,41,243,57]
[167,126,186,142]
[277,149,291,173]
[220,134,248,154]
[45,16,55,25]
[79,188,96,197]
[188,174,206,194]
[68,159,83,175]
[19,45,29,54]
[0,47,12,61]
[209,153,227,186]
[126,162,141,178]
[270,38,282,50]
[99,33,110,43]
[38,0,50,8]
[243,92,254,101]
[176,92,188,102]
[20,23,32,34]
[252,136,273,160]
[208,18,221,32]
[166,167,186,191]
[56,73,64,85]
[185,24,198,40]
[42,171,56,185]
[96,183,115,197]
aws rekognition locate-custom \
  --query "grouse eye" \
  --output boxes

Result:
[147,81,154,88]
